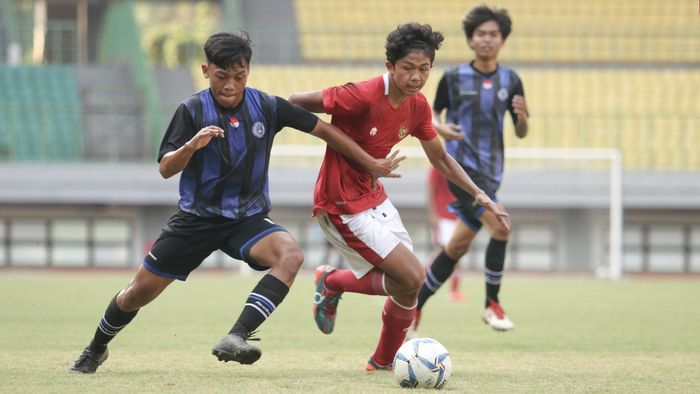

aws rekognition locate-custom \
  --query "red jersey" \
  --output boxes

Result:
[314,74,437,215]
[428,166,457,220]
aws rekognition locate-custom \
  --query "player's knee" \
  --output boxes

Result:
[445,242,470,259]
[402,268,425,293]
[492,226,510,240]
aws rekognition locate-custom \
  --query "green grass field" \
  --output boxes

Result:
[1,270,698,393]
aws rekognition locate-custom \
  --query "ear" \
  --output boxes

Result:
[467,38,474,49]
[384,60,394,73]
[201,64,209,79]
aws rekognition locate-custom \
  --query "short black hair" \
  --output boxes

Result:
[204,32,252,69]
[462,5,512,41]
[385,22,444,65]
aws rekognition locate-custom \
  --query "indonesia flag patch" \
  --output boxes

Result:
[229,117,240,128]
[482,79,493,90]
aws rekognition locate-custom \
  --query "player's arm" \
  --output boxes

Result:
[311,120,404,179]
[287,90,324,113]
[420,136,510,230]
[511,79,529,139]
[159,126,224,178]
[157,103,225,179]
[426,170,440,230]
[277,96,404,179]
[432,75,463,141]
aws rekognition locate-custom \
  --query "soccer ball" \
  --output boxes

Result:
[393,337,452,389]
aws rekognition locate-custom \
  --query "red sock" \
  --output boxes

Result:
[450,271,460,292]
[370,297,416,366]
[326,268,386,295]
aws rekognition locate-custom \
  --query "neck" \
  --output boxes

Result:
[473,57,498,74]
[387,79,408,108]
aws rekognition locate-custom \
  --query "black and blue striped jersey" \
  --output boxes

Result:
[434,63,524,185]
[158,87,318,219]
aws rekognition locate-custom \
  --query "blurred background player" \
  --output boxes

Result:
[414,5,529,333]
[426,166,464,303]
[69,32,402,373]
[289,22,509,372]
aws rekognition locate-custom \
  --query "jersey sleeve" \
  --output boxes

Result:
[158,103,194,163]
[275,96,319,133]
[322,82,369,116]
[507,72,525,126]
[432,73,450,113]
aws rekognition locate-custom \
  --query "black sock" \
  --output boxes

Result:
[485,239,507,307]
[417,250,458,310]
[229,274,289,335]
[88,293,138,352]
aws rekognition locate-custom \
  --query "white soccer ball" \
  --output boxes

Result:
[393,337,452,389]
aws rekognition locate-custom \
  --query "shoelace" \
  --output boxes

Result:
[323,293,341,314]
[242,330,261,341]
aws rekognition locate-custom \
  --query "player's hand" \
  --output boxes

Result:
[369,150,405,191]
[512,95,528,119]
[372,150,405,179]
[475,192,511,231]
[436,123,464,141]
[186,125,225,151]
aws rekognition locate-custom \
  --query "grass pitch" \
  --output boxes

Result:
[0,270,698,393]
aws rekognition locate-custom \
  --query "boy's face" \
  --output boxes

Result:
[468,20,504,60]
[386,50,432,97]
[201,61,249,109]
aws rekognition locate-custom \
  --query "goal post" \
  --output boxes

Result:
[270,145,623,280]
[505,148,623,281]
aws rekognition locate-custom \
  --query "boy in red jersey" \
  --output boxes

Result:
[289,22,510,371]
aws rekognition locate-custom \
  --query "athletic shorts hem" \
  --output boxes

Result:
[143,260,188,281]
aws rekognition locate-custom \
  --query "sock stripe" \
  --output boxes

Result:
[244,302,270,318]
[98,316,126,336]
[484,268,503,285]
[424,269,442,292]
[249,293,276,314]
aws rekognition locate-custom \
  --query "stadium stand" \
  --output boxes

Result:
[2,0,699,274]
[293,0,700,63]
[0,65,82,161]
[237,65,700,171]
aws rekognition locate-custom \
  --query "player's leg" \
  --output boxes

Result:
[438,218,465,302]
[417,220,478,311]
[479,203,514,331]
[366,243,425,371]
[70,221,211,374]
[71,267,174,374]
[213,216,301,364]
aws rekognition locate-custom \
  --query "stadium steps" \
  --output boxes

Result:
[243,0,302,64]
[152,67,195,122]
[75,64,146,160]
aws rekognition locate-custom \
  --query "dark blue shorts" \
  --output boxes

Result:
[446,167,500,233]
[143,211,286,281]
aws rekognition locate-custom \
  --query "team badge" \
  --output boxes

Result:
[482,79,493,90]
[497,88,509,101]
[369,127,378,136]
[398,126,408,139]
[229,117,240,128]
[252,122,265,138]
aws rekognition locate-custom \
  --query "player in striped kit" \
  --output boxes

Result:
[70,32,402,373]
[414,5,529,333]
